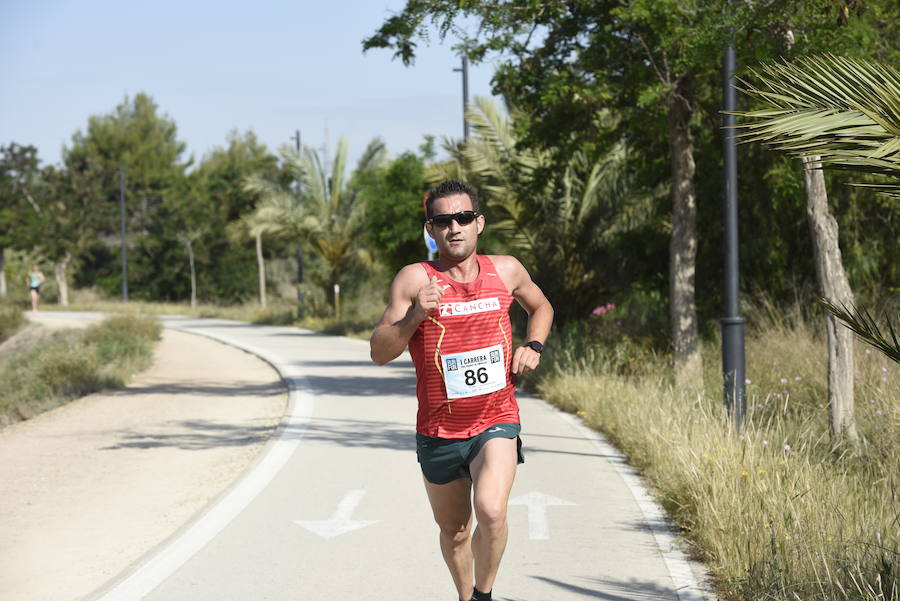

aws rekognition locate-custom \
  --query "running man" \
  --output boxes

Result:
[370,180,553,601]
[27,265,46,312]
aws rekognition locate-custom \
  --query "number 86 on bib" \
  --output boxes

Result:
[440,344,507,399]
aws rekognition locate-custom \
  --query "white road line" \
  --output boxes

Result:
[91,322,315,601]
[554,407,710,601]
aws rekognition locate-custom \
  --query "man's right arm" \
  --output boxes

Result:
[370,265,442,365]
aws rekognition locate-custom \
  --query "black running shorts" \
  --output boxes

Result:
[415,422,524,485]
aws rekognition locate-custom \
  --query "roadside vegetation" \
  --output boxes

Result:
[0,314,161,427]
[528,302,897,601]
[0,303,25,343]
[35,294,378,340]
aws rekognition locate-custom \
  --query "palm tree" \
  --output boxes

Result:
[176,227,206,309]
[736,55,900,445]
[432,97,660,326]
[245,138,386,314]
[228,211,280,308]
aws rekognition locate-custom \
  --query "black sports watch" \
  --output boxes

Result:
[523,340,544,354]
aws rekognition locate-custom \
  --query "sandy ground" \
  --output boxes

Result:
[0,317,287,601]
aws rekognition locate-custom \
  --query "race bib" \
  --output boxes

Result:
[441,344,506,399]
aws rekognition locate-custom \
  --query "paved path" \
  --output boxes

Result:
[96,315,710,601]
[5,313,713,601]
[0,313,286,601]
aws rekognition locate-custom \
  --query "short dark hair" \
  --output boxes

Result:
[424,180,479,218]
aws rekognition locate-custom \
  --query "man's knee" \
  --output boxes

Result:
[473,495,508,532]
[435,516,471,543]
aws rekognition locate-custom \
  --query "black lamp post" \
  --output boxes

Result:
[453,55,470,140]
[721,42,746,430]
[291,129,305,318]
[118,166,128,303]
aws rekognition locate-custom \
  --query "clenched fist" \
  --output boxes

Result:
[415,275,445,317]
[511,345,541,376]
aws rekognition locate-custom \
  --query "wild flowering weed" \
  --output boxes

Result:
[591,303,616,316]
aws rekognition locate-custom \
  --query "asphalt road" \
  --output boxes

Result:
[73,315,711,601]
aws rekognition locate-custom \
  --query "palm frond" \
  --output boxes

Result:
[243,173,285,198]
[240,208,283,239]
[735,54,900,197]
[302,147,327,207]
[816,297,899,363]
[356,138,388,173]
[328,138,349,209]
[465,97,519,165]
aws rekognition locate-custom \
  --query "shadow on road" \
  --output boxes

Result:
[292,359,415,370]
[100,413,416,453]
[502,575,679,601]
[522,446,621,460]
[100,418,279,451]
[290,373,416,397]
[287,416,415,451]
[108,381,286,398]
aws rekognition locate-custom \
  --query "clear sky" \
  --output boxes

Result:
[0,0,501,170]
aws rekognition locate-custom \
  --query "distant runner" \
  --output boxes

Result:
[370,180,553,601]
[27,265,46,312]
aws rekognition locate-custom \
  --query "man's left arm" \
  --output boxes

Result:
[499,256,553,376]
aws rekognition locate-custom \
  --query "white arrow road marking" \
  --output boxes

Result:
[294,489,379,540]
[509,491,576,540]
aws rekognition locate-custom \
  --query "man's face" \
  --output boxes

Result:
[426,193,485,261]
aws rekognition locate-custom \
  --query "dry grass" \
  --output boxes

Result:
[0,303,26,343]
[46,297,379,340]
[0,314,161,427]
[533,310,898,601]
[43,298,299,326]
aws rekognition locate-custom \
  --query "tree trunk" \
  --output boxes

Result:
[333,279,341,321]
[667,76,703,387]
[296,242,305,318]
[54,252,71,307]
[256,233,267,308]
[0,247,6,298]
[802,156,858,445]
[187,241,197,309]
[327,269,341,319]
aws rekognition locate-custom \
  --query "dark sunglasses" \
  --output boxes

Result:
[426,211,479,227]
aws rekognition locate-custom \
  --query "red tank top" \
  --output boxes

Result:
[409,255,519,438]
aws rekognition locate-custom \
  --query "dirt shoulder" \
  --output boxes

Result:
[0,317,287,601]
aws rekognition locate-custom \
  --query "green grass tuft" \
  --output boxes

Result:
[0,304,26,343]
[0,314,161,427]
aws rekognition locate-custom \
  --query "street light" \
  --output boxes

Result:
[453,55,470,140]
[291,129,305,318]
[721,41,746,430]
[118,166,128,303]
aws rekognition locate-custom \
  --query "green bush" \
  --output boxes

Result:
[250,306,296,326]
[85,314,161,361]
[0,314,161,427]
[0,304,25,344]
